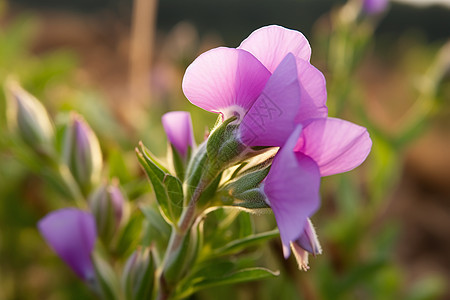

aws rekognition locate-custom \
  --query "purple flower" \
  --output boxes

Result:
[182,25,327,147]
[262,125,320,258]
[182,24,372,267]
[38,208,97,280]
[161,111,195,158]
[362,0,389,15]
[263,121,371,260]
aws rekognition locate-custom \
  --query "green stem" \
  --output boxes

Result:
[157,178,208,300]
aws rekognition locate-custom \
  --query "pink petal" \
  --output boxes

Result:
[295,58,328,123]
[238,25,311,73]
[239,53,301,147]
[263,125,321,258]
[182,47,271,118]
[38,208,97,280]
[295,118,372,177]
[162,111,194,158]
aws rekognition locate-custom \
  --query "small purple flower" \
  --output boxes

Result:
[161,111,195,158]
[182,25,327,147]
[362,0,389,15]
[38,208,97,280]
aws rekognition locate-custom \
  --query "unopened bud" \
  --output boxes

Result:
[63,113,102,195]
[162,111,195,180]
[121,247,155,300]
[89,181,125,243]
[5,79,54,155]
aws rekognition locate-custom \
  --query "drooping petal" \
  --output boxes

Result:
[162,111,195,158]
[295,58,328,123]
[295,118,372,177]
[239,53,301,147]
[238,25,311,73]
[263,125,321,258]
[38,208,97,280]
[182,47,271,118]
[295,218,322,255]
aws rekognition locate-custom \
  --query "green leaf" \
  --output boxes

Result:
[211,229,279,258]
[180,267,279,298]
[136,143,183,225]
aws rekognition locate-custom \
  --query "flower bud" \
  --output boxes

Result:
[38,208,97,281]
[89,181,125,243]
[162,111,195,180]
[63,113,102,195]
[162,111,195,159]
[5,79,54,155]
[121,247,156,300]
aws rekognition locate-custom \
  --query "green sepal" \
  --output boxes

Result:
[225,164,271,195]
[136,142,183,225]
[206,116,244,176]
[233,188,270,210]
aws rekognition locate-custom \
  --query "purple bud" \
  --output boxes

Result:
[38,208,97,280]
[63,113,102,194]
[5,79,54,154]
[362,0,389,15]
[161,111,194,159]
[89,181,125,242]
[121,247,155,300]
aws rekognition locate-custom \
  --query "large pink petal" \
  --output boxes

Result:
[295,58,328,123]
[38,208,97,280]
[239,53,301,147]
[263,125,321,258]
[182,47,271,118]
[238,25,311,73]
[295,118,372,177]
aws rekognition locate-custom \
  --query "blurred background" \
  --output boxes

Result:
[0,0,449,299]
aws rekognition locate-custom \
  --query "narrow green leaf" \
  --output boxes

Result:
[185,267,279,297]
[212,229,279,257]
